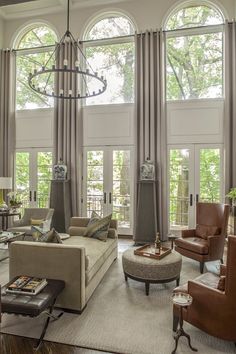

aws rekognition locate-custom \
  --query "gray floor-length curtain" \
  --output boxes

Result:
[53,42,83,215]
[134,30,167,240]
[0,50,16,182]
[225,21,236,194]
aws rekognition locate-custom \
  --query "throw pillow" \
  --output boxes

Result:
[38,228,62,244]
[217,275,226,291]
[31,218,44,226]
[84,212,112,241]
[195,224,220,240]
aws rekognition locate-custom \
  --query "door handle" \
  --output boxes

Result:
[109,192,112,204]
[196,194,199,203]
[103,192,107,204]
[34,191,37,202]
[29,191,32,201]
[190,194,193,206]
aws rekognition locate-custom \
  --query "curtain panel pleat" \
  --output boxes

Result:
[134,30,167,240]
[0,50,16,185]
[224,21,236,194]
[53,42,83,216]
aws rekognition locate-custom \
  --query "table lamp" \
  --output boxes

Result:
[0,177,12,210]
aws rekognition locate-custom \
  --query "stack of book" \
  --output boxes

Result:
[6,276,47,295]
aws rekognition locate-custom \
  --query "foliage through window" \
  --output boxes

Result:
[16,25,57,110]
[165,5,224,100]
[84,15,135,105]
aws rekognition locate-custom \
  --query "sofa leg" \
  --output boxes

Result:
[173,314,179,332]
[220,258,223,264]
[200,262,204,274]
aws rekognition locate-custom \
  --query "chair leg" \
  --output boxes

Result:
[173,314,179,332]
[200,262,204,274]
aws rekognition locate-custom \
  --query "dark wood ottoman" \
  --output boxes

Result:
[1,278,65,350]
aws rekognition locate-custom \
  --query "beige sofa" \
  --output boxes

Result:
[9,217,118,313]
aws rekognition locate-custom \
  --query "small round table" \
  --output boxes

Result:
[172,293,198,354]
[122,248,182,295]
[168,234,180,250]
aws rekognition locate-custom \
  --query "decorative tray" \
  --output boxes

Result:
[134,244,171,260]
[172,292,192,306]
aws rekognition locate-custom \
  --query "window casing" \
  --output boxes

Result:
[84,14,135,106]
[15,25,57,110]
[165,4,224,101]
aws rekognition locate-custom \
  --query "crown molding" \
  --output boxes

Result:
[0,0,128,20]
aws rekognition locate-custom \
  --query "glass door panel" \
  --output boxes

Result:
[15,149,52,209]
[37,152,53,207]
[198,148,221,203]
[112,150,131,231]
[86,150,104,217]
[15,152,30,209]
[169,149,190,232]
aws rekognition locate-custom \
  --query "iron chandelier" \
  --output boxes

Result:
[28,0,107,100]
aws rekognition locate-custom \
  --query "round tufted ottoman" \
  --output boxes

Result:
[122,248,182,295]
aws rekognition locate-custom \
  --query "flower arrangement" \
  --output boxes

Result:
[7,192,22,208]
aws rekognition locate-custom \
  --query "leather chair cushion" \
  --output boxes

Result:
[174,272,220,294]
[175,237,209,254]
[195,224,220,239]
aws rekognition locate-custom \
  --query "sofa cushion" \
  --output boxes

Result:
[64,236,117,284]
[84,212,112,241]
[195,224,220,239]
[175,237,209,254]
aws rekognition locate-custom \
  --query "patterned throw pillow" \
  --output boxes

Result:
[84,211,112,241]
[38,228,62,244]
[31,218,44,226]
[217,275,226,291]
[195,224,220,240]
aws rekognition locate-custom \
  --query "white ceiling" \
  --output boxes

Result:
[0,0,128,20]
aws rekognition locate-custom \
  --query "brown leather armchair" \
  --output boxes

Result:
[175,203,230,273]
[173,235,236,342]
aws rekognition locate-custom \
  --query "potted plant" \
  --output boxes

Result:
[226,188,236,216]
[7,192,22,211]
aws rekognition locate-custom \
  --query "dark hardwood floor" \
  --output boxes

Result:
[0,334,110,354]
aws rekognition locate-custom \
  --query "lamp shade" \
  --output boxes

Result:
[0,177,12,189]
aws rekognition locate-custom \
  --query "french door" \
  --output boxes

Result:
[83,146,134,235]
[168,144,224,232]
[15,149,53,208]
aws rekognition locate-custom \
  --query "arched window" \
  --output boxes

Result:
[84,13,135,105]
[165,3,224,100]
[15,24,57,110]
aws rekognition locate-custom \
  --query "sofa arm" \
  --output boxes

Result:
[70,217,89,227]
[69,226,86,236]
[9,241,86,312]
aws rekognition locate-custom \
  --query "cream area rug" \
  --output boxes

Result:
[1,253,235,354]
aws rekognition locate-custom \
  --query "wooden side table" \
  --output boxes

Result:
[172,293,197,354]
[0,211,21,231]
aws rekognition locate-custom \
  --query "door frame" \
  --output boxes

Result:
[82,145,134,235]
[15,148,53,208]
[167,143,224,231]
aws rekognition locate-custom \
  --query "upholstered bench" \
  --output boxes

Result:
[1,278,65,349]
[122,248,182,295]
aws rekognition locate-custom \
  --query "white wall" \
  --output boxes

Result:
[2,0,234,47]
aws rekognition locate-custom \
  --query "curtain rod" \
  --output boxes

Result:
[11,21,231,52]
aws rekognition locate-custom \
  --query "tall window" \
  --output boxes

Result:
[84,14,135,105]
[165,4,224,100]
[15,24,57,110]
